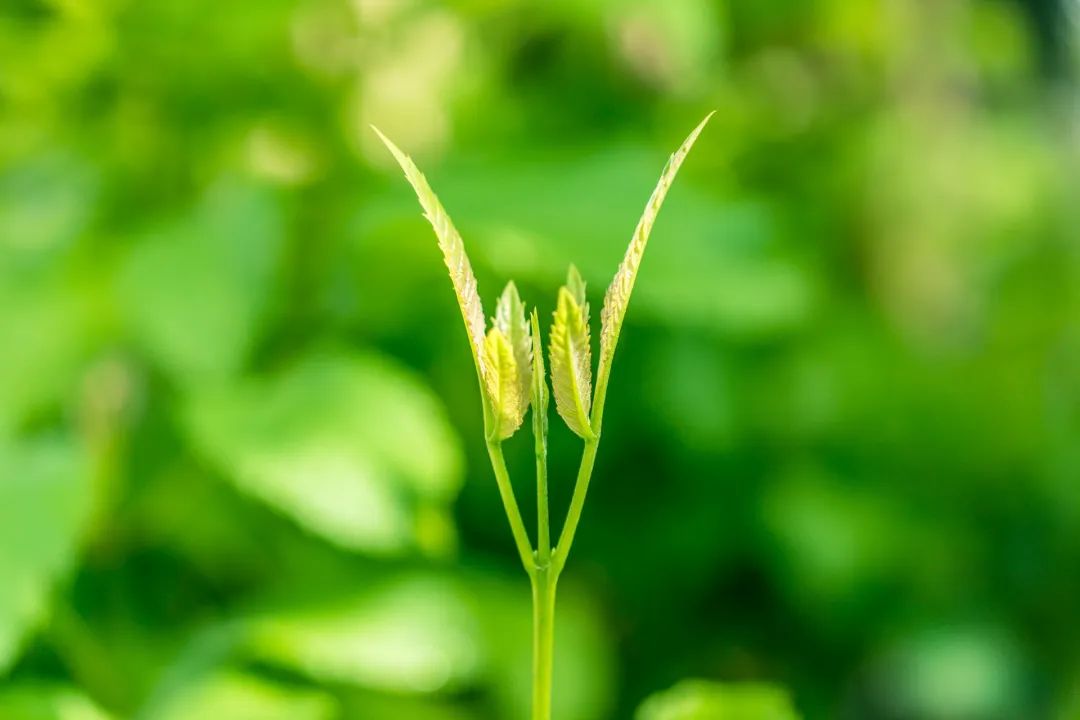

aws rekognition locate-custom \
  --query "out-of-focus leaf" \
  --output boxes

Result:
[371,127,489,381]
[600,113,712,368]
[340,689,473,720]
[636,680,800,720]
[248,575,483,694]
[183,352,463,555]
[246,570,615,719]
[0,436,93,672]
[762,466,915,610]
[0,153,98,266]
[483,328,525,439]
[0,684,113,720]
[0,275,96,432]
[549,267,594,438]
[149,672,336,720]
[118,178,284,386]
[863,628,1027,720]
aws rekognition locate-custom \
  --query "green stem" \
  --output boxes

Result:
[531,566,557,720]
[552,438,600,573]
[485,440,536,574]
[535,411,551,566]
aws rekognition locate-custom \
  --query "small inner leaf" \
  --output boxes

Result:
[494,282,532,416]
[372,127,489,381]
[566,264,587,306]
[483,328,524,440]
[529,310,548,424]
[549,269,594,439]
[599,113,714,367]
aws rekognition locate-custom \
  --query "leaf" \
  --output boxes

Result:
[118,179,285,386]
[636,680,801,720]
[247,570,615,720]
[0,275,96,433]
[372,127,488,381]
[566,263,587,305]
[148,672,336,720]
[364,150,810,338]
[600,113,713,366]
[249,575,483,694]
[0,152,98,266]
[549,267,594,438]
[494,281,532,415]
[482,328,525,439]
[0,684,113,720]
[530,310,548,429]
[183,352,463,555]
[0,436,94,673]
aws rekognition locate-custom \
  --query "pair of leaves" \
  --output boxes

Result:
[374,113,712,441]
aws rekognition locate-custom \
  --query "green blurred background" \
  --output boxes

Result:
[2,0,1079,717]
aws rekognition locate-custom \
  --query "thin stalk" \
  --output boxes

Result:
[552,353,613,572]
[531,566,557,720]
[485,440,536,574]
[552,438,600,573]
[535,408,551,565]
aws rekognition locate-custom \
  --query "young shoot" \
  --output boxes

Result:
[374,114,713,720]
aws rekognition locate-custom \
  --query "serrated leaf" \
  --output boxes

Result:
[494,282,532,415]
[600,113,713,366]
[549,269,593,439]
[483,328,525,439]
[372,127,488,380]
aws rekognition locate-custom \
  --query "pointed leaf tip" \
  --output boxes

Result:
[374,129,489,382]
[566,264,587,307]
[599,113,712,366]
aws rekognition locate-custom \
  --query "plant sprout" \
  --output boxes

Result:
[374,114,713,720]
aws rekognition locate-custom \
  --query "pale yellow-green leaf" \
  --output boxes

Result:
[549,269,593,439]
[372,127,488,379]
[494,282,532,415]
[600,113,714,366]
[483,328,524,439]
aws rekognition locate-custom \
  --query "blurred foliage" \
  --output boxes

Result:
[636,680,799,720]
[1,0,1079,717]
